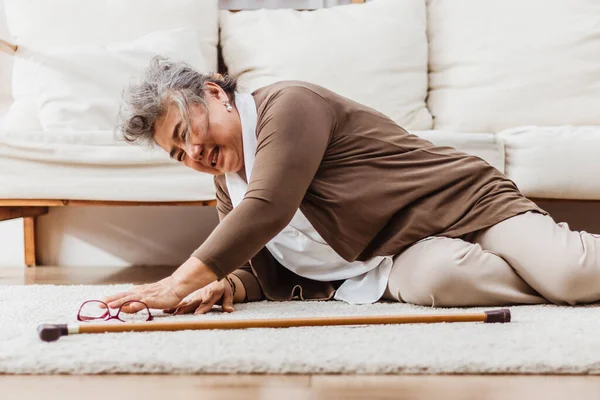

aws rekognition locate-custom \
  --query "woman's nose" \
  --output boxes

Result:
[186,144,203,161]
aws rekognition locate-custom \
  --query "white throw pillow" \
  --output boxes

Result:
[428,0,600,132]
[220,0,432,131]
[4,0,218,131]
[24,28,209,131]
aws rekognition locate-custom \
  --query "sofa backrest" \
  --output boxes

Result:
[2,0,219,131]
[0,0,12,101]
[2,0,599,133]
[220,0,432,131]
[427,0,600,133]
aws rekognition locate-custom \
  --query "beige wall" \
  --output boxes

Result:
[0,219,24,266]
[35,206,219,267]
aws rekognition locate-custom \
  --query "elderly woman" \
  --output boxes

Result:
[103,57,600,315]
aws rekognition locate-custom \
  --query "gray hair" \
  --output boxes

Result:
[116,56,238,146]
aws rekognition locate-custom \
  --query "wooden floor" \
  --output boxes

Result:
[2,266,599,400]
[2,375,600,400]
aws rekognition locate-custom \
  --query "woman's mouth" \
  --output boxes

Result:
[210,146,219,168]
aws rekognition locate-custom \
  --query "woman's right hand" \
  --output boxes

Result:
[163,276,235,315]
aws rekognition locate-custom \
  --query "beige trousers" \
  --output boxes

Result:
[382,211,600,306]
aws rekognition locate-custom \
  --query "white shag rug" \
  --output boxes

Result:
[1,284,599,375]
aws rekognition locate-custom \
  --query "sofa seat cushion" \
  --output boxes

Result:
[0,129,215,201]
[498,126,600,200]
[0,127,503,202]
[412,130,504,173]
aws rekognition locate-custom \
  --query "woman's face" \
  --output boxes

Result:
[154,83,243,176]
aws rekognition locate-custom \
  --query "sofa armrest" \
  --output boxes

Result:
[0,38,17,55]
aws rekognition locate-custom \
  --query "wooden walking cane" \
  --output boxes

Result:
[37,308,510,342]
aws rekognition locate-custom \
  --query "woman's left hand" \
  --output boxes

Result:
[102,276,184,313]
[101,257,219,313]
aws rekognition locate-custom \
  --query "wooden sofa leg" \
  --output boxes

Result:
[0,206,47,267]
[23,216,37,267]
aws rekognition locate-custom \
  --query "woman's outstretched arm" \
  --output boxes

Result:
[213,174,265,302]
[101,86,332,311]
[192,86,335,280]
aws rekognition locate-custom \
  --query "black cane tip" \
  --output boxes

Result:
[484,308,511,323]
[37,324,68,342]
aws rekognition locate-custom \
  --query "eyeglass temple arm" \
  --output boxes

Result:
[0,38,17,55]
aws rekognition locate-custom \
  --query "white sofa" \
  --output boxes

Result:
[1,0,599,265]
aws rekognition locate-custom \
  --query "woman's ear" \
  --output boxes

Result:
[204,82,227,101]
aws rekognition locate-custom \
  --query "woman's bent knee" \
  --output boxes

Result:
[540,263,600,305]
[524,234,600,305]
[387,237,540,307]
[392,240,477,307]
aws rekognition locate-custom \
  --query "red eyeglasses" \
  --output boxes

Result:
[77,300,154,323]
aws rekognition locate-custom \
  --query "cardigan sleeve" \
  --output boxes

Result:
[192,86,335,279]
[213,175,264,302]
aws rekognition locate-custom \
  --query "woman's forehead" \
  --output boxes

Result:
[156,102,210,145]
[154,103,181,144]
